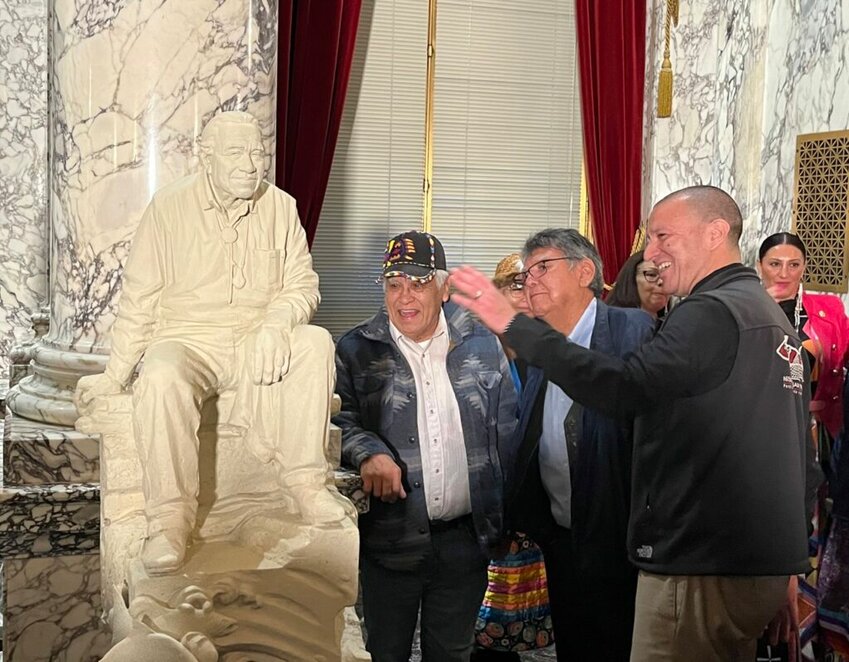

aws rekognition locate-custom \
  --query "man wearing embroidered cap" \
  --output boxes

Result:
[334,230,518,662]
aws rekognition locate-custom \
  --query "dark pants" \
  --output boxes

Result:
[539,525,636,662]
[361,517,489,662]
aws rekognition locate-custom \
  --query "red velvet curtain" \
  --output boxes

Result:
[575,0,647,285]
[276,0,362,245]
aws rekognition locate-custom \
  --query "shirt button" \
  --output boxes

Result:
[834,369,840,375]
[414,481,421,488]
[407,392,415,399]
[418,527,427,534]
[832,344,838,351]
[833,395,840,401]
[435,468,440,474]
[408,436,416,444]
[819,310,826,317]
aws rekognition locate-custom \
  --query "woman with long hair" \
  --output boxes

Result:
[758,231,849,662]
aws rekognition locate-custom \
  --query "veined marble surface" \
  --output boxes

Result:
[643,0,849,273]
[754,0,849,264]
[48,0,279,355]
[3,413,99,485]
[643,0,722,204]
[3,554,109,662]
[0,482,99,559]
[0,0,49,376]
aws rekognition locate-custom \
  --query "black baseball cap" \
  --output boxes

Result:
[382,231,447,281]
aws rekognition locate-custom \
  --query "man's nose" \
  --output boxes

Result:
[240,153,258,172]
[644,237,658,261]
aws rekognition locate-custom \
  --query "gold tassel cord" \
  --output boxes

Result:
[657,0,679,118]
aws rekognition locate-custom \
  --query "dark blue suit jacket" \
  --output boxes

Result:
[505,300,654,580]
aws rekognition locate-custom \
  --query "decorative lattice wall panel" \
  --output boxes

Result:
[793,130,849,293]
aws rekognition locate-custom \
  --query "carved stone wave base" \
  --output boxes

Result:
[122,521,367,661]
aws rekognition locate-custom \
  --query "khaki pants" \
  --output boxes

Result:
[630,571,790,662]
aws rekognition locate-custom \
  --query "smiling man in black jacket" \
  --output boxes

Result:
[450,186,810,662]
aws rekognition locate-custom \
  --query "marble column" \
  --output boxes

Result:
[0,0,49,381]
[1,2,280,660]
[7,0,280,427]
[642,0,849,269]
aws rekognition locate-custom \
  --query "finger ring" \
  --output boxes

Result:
[473,290,483,299]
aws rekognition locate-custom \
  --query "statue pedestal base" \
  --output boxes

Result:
[88,390,369,659]
[125,522,366,660]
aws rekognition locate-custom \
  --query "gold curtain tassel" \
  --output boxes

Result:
[657,57,673,118]
[657,0,678,119]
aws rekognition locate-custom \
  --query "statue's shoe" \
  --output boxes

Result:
[141,530,187,575]
[293,486,350,524]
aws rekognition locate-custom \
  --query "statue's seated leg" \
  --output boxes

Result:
[132,340,220,574]
[245,325,351,524]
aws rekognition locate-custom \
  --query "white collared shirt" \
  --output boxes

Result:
[390,311,472,520]
[539,297,597,528]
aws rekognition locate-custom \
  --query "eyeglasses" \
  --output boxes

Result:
[637,269,660,283]
[503,282,525,298]
[514,257,571,285]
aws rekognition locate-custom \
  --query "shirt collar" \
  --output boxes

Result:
[389,308,448,347]
[568,297,597,349]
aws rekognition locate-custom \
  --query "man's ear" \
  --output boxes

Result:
[441,280,450,303]
[198,142,212,171]
[707,218,730,249]
[577,258,596,289]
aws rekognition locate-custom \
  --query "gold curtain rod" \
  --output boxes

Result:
[422,0,438,232]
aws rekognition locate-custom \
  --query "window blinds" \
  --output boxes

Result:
[310,0,582,337]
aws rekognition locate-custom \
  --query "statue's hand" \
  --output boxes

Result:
[75,373,124,414]
[252,327,291,385]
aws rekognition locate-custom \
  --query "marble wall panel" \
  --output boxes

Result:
[643,0,849,272]
[755,0,849,261]
[3,554,109,661]
[0,482,99,559]
[644,0,722,203]
[4,414,99,485]
[0,0,49,376]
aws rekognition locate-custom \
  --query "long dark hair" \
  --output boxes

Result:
[758,232,807,261]
[606,251,645,309]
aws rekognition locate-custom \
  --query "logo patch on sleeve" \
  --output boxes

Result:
[775,335,804,396]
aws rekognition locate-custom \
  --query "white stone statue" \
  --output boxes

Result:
[76,111,348,576]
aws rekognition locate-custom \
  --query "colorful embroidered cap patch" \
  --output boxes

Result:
[382,231,447,281]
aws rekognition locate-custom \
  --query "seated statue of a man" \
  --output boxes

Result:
[77,110,345,575]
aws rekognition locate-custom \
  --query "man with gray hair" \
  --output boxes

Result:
[451,187,810,661]
[504,228,653,660]
[77,110,347,575]
[334,230,518,662]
